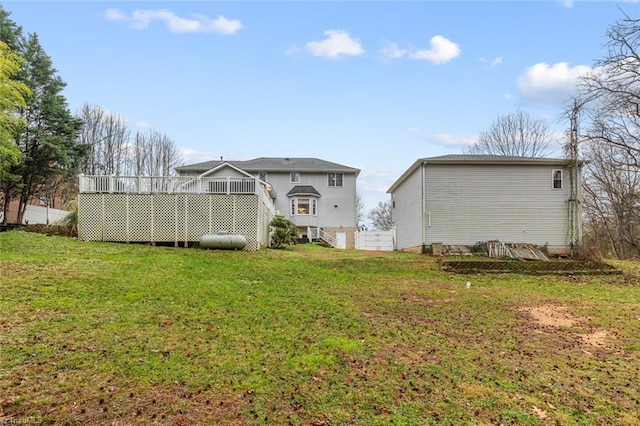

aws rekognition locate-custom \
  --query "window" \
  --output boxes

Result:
[552,169,562,189]
[290,198,317,216]
[297,199,310,214]
[290,172,300,183]
[257,172,267,181]
[328,173,343,187]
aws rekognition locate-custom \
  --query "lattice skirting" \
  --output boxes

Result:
[78,194,274,251]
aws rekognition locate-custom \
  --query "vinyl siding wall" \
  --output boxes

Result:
[265,172,357,228]
[423,164,572,248]
[392,167,423,250]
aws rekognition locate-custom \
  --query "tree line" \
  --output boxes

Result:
[0,6,181,224]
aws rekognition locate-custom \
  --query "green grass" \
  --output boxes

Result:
[1,231,639,425]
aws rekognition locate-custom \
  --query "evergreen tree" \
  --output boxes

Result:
[0,6,85,223]
[0,41,29,176]
[8,33,84,222]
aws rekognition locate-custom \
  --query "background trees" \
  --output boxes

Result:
[78,104,130,176]
[78,103,182,177]
[575,14,640,258]
[0,41,29,185]
[367,200,393,231]
[466,110,555,157]
[0,7,85,223]
[1,5,185,224]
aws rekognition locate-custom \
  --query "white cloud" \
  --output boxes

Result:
[490,56,504,68]
[284,45,302,56]
[354,167,397,216]
[104,8,127,22]
[431,133,478,148]
[305,30,365,59]
[135,121,152,129]
[104,8,242,35]
[517,62,592,106]
[558,0,574,8]
[178,148,219,166]
[380,41,407,60]
[409,35,461,64]
[407,127,419,133]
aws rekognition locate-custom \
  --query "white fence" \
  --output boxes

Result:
[355,229,395,251]
[1,205,70,225]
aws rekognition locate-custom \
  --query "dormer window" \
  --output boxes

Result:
[328,173,343,187]
[290,172,300,183]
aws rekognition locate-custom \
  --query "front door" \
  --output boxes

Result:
[336,232,347,249]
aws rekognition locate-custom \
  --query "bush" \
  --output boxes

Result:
[270,215,298,249]
[58,198,78,236]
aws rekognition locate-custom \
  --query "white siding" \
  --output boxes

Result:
[423,164,571,248]
[392,167,423,250]
[266,172,357,228]
[205,167,248,179]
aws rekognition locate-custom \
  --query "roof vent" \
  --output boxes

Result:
[285,157,290,161]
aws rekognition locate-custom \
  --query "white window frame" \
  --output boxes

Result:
[328,172,343,187]
[290,198,317,216]
[290,172,301,183]
[552,169,563,189]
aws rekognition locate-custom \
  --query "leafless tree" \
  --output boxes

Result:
[466,110,555,157]
[582,142,640,258]
[78,104,130,175]
[78,105,182,177]
[368,200,393,231]
[574,13,640,258]
[129,130,182,176]
[355,191,365,228]
[577,14,640,168]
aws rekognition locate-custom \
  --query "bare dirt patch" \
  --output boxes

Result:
[520,305,612,348]
[581,329,609,347]
[520,305,580,327]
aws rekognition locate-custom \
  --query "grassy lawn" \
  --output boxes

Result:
[1,231,639,425]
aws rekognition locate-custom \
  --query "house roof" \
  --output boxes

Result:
[286,185,321,197]
[176,157,360,175]
[387,155,587,194]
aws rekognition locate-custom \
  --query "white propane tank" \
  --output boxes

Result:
[200,233,247,250]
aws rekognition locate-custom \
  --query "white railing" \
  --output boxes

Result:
[317,228,338,248]
[79,175,266,196]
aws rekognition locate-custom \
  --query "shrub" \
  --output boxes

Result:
[270,215,298,249]
[59,198,78,236]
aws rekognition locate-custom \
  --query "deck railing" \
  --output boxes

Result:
[78,175,274,207]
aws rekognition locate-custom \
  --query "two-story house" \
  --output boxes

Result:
[175,157,360,248]
[388,155,585,255]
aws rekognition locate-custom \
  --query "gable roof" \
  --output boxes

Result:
[387,155,587,193]
[199,161,254,178]
[176,157,360,175]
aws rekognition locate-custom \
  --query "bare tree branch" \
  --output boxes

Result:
[465,110,555,157]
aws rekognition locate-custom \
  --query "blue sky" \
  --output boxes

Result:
[2,1,634,213]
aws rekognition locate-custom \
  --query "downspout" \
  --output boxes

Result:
[421,162,427,254]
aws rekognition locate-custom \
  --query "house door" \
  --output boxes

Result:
[336,232,347,249]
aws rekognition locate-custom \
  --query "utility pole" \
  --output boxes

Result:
[567,99,582,251]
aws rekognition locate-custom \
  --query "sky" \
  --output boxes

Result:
[2,0,636,214]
